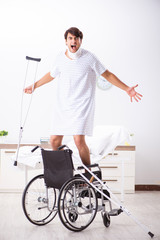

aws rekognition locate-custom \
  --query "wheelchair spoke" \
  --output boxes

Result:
[58,177,98,231]
[22,175,58,225]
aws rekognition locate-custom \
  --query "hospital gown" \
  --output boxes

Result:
[50,48,106,136]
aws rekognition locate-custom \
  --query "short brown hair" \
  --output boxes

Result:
[64,27,83,40]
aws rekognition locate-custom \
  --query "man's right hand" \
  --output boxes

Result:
[24,72,54,94]
[24,84,34,94]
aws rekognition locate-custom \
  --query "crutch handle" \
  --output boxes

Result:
[26,56,41,62]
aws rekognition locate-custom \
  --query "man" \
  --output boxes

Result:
[24,27,142,166]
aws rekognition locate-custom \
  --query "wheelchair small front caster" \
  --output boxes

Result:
[102,212,111,228]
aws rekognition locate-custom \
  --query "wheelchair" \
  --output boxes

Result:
[22,145,118,231]
[22,146,154,237]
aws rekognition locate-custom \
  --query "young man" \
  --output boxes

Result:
[24,27,142,166]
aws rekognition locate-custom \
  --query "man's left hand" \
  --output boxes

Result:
[126,84,143,102]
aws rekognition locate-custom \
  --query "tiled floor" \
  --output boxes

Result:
[0,191,160,240]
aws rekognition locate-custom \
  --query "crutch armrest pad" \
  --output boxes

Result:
[26,56,41,62]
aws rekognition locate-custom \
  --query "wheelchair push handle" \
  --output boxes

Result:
[58,145,69,151]
[31,145,70,153]
[31,145,40,152]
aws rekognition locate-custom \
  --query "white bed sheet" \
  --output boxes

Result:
[12,125,131,168]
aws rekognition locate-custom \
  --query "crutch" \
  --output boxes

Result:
[14,56,41,166]
[76,163,155,238]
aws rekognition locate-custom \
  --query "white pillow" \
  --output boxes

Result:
[86,133,113,155]
[90,125,130,156]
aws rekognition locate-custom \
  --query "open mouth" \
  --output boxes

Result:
[71,45,76,50]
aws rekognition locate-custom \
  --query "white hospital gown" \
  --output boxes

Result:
[50,48,106,136]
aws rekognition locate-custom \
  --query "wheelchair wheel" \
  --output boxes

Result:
[58,177,98,232]
[102,212,111,227]
[22,174,58,226]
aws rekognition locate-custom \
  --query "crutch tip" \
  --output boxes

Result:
[148,232,154,238]
[14,161,17,166]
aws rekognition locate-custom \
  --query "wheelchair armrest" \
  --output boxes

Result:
[77,163,99,170]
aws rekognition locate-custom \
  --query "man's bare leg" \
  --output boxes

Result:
[50,135,63,150]
[73,135,90,165]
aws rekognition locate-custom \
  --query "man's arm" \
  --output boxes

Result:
[24,72,54,94]
[101,70,142,102]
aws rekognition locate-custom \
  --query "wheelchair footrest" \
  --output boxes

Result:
[108,208,123,216]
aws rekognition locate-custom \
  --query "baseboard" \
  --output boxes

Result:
[135,185,160,191]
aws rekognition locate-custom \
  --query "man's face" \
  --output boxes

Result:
[65,33,82,53]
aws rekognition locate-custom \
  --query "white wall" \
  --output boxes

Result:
[0,0,160,184]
